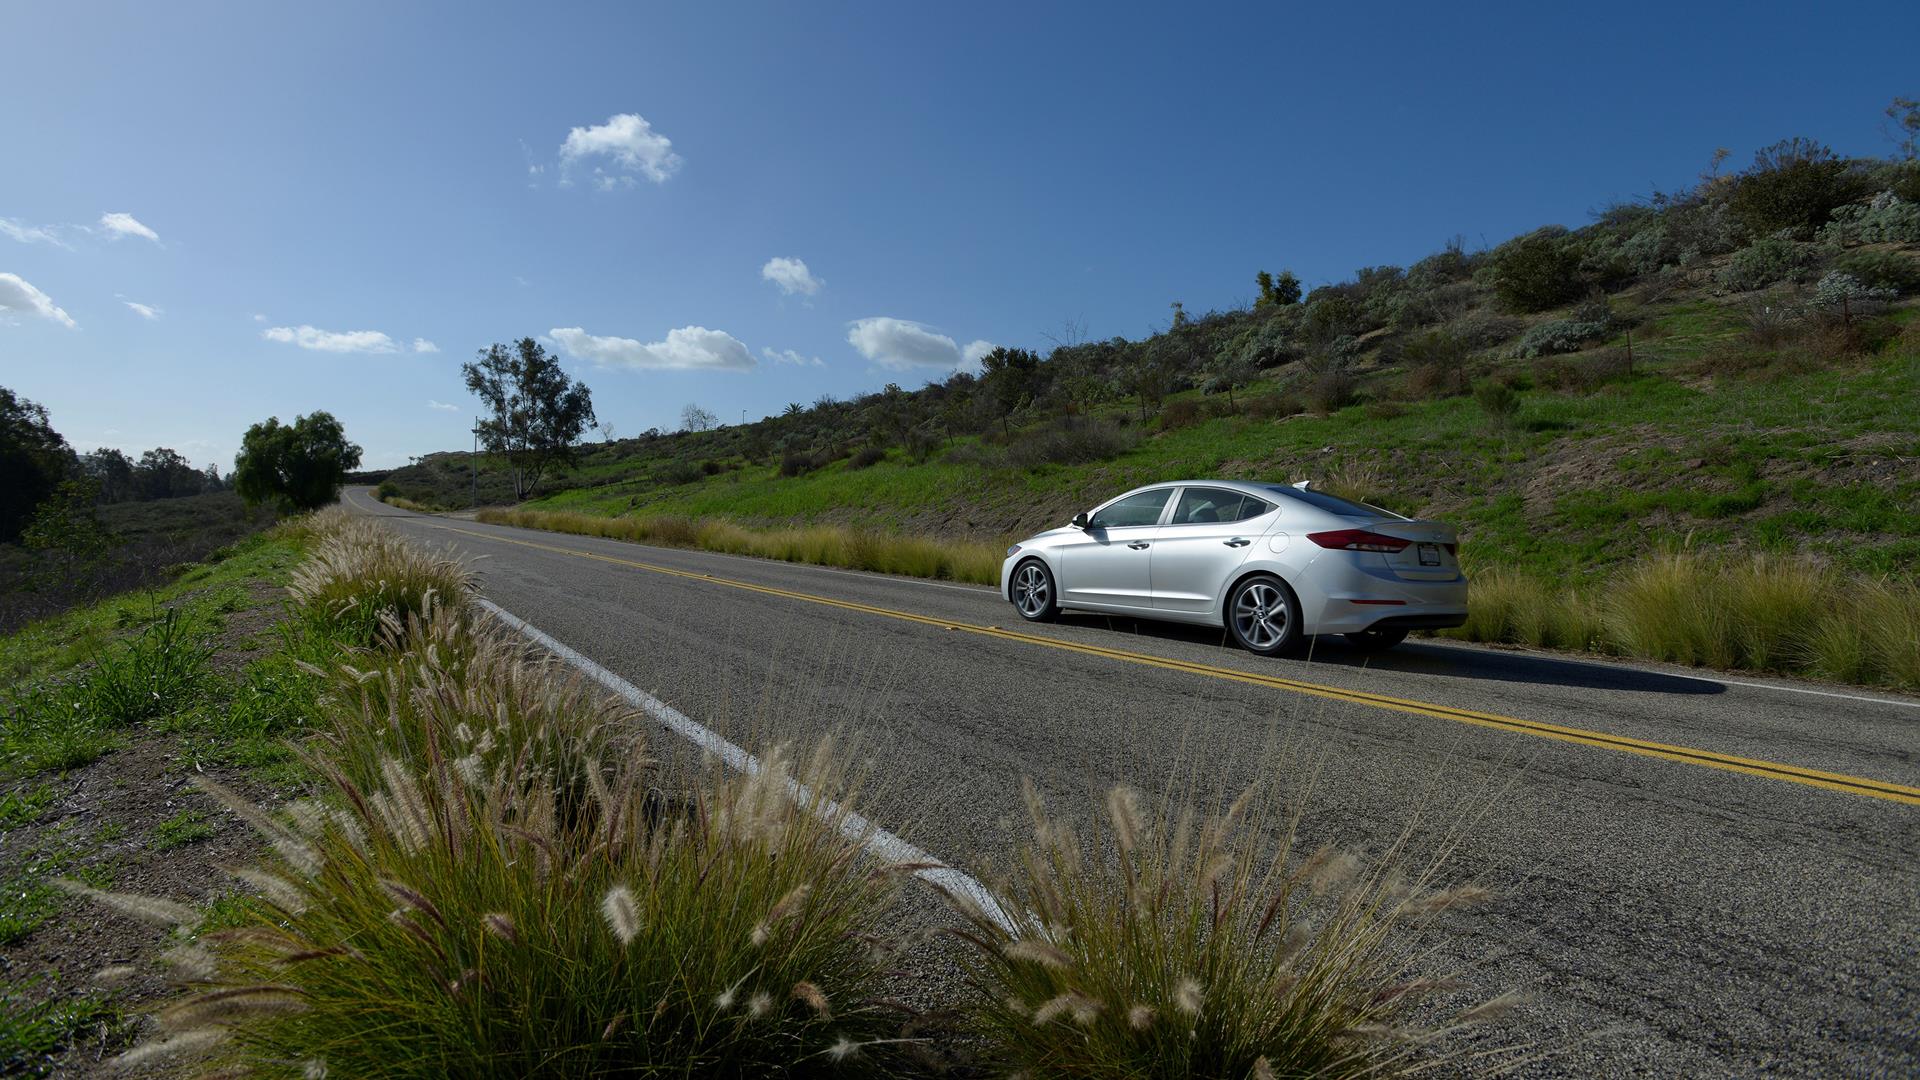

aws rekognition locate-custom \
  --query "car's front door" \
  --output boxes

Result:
[1150,487,1277,613]
[1059,488,1173,610]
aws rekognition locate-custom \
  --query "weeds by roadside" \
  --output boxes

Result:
[945,780,1514,1077]
[1448,551,1920,688]
[478,506,1007,586]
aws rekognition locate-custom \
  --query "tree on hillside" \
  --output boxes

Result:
[23,476,115,595]
[82,448,136,503]
[233,411,363,512]
[1885,96,1919,161]
[0,386,74,543]
[681,403,718,432]
[463,338,598,499]
[1256,270,1302,307]
[134,447,207,500]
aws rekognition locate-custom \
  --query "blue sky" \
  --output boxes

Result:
[2,0,1915,470]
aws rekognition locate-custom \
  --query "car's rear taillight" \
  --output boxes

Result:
[1306,529,1411,553]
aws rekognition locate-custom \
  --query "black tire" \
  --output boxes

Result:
[1009,558,1061,623]
[1343,627,1409,652]
[1225,574,1302,656]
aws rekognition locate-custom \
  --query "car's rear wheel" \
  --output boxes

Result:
[1343,627,1409,652]
[1226,574,1301,656]
[1010,559,1060,622]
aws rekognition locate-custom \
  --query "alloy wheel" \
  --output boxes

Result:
[1233,581,1289,650]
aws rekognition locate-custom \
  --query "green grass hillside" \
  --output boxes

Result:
[383,142,1920,604]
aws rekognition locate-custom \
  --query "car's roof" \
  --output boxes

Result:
[1127,479,1289,497]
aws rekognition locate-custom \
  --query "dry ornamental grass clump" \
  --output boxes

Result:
[940,779,1519,1078]
[76,741,905,1076]
[286,524,474,647]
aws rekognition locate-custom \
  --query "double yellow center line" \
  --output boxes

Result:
[424,519,1920,808]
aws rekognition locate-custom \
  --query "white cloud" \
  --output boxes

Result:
[123,300,160,320]
[761,257,823,297]
[427,399,460,412]
[0,272,77,328]
[762,346,825,367]
[413,338,440,353]
[559,113,682,185]
[846,317,991,371]
[99,212,160,243]
[961,339,996,371]
[550,325,755,371]
[0,218,73,249]
[263,324,399,353]
[252,313,268,322]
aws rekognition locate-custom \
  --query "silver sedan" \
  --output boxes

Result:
[999,480,1467,654]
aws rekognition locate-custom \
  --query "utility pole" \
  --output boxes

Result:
[471,421,479,509]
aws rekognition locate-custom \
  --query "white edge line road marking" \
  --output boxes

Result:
[354,492,1920,713]
[475,596,1017,932]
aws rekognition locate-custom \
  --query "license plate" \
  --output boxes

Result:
[1418,543,1441,566]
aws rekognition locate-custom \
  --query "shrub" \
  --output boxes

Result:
[1241,392,1302,420]
[778,452,815,478]
[700,458,725,476]
[1402,363,1469,400]
[1828,249,1920,295]
[1812,272,1897,310]
[944,781,1511,1078]
[1473,381,1520,422]
[1005,420,1138,469]
[660,459,703,486]
[1511,318,1610,358]
[1715,235,1820,293]
[1446,312,1523,351]
[286,527,473,647]
[1726,139,1866,238]
[1484,227,1585,312]
[1816,191,1920,246]
[847,445,887,469]
[1304,367,1357,415]
[1158,398,1206,430]
[1532,350,1632,394]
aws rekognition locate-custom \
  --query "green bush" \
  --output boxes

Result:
[1484,227,1585,312]
[1715,235,1820,293]
[1473,381,1520,422]
[1726,139,1866,238]
[1816,192,1920,246]
[1828,249,1920,295]
[1511,318,1609,358]
[1005,420,1137,469]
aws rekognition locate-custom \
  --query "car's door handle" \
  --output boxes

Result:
[1224,537,1251,547]
[1127,541,1150,550]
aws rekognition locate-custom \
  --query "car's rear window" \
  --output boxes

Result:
[1265,484,1403,520]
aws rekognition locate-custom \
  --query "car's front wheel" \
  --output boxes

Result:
[1010,559,1060,623]
[1343,627,1409,652]
[1226,574,1301,656]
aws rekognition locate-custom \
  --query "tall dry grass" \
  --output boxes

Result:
[1450,552,1920,689]
[286,519,474,646]
[478,508,1007,586]
[941,779,1516,1077]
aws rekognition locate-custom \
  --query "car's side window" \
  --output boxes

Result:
[1171,488,1272,525]
[1230,496,1274,522]
[1089,490,1171,528]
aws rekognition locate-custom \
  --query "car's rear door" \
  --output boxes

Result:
[1059,488,1172,609]
[1150,487,1277,613]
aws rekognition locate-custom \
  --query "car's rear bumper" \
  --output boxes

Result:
[1297,563,1469,634]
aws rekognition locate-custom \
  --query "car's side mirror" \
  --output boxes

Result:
[1071,512,1091,530]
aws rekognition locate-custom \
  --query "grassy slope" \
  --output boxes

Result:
[503,299,1920,586]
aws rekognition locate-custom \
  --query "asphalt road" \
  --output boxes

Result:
[343,489,1919,1076]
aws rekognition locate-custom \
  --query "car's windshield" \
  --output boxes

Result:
[1265,484,1405,520]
